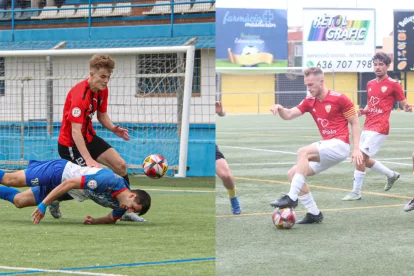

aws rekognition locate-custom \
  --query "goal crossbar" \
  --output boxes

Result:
[0,46,193,57]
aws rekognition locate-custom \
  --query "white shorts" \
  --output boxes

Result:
[309,139,350,174]
[61,161,101,181]
[359,130,387,157]
[67,189,88,202]
[62,162,101,202]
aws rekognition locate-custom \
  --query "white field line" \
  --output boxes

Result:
[0,266,124,276]
[144,188,214,193]
[229,162,296,166]
[229,161,412,167]
[220,146,297,155]
[378,161,412,167]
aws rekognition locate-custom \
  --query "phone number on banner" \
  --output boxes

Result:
[309,60,372,70]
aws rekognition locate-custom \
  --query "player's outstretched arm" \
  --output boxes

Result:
[31,177,82,224]
[84,211,117,225]
[97,112,130,141]
[72,122,101,168]
[270,104,302,120]
[347,115,363,166]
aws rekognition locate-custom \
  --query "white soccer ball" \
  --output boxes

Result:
[241,45,260,56]
[272,207,296,229]
[142,154,168,179]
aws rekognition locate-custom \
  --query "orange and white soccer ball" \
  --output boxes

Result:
[142,154,168,179]
[272,207,296,229]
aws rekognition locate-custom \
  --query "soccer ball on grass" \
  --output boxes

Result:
[272,207,296,229]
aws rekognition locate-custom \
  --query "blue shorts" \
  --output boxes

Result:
[25,159,72,204]
[24,159,68,188]
[30,186,53,205]
[30,186,74,205]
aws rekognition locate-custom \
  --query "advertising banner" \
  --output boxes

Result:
[394,10,414,72]
[216,8,288,68]
[303,8,376,72]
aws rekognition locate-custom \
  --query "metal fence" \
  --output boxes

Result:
[216,68,414,114]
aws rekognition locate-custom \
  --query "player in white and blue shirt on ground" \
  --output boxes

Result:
[0,159,151,224]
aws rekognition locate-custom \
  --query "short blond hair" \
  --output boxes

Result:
[89,54,115,72]
[304,67,323,77]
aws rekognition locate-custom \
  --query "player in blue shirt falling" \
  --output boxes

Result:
[0,159,151,224]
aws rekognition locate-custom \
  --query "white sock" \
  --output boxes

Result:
[287,173,305,201]
[371,161,394,178]
[352,170,366,194]
[299,193,320,215]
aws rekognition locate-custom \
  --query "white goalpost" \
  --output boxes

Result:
[0,45,204,177]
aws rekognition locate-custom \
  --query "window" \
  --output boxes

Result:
[136,50,200,95]
[193,49,201,93]
[0,57,4,96]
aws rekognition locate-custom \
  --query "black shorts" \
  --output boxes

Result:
[58,135,112,166]
[216,144,225,160]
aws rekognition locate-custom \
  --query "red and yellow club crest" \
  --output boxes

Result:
[325,105,331,113]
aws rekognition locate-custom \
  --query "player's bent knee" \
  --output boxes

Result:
[219,172,233,182]
[2,175,17,187]
[297,147,310,158]
[113,160,127,175]
[13,196,26,208]
[216,166,232,180]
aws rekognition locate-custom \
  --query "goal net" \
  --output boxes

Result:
[0,44,215,177]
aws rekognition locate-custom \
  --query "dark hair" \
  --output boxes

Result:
[90,54,115,72]
[132,189,151,216]
[372,52,391,65]
[304,66,323,77]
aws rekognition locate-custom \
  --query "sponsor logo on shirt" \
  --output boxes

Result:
[72,107,81,117]
[317,118,336,135]
[368,96,383,114]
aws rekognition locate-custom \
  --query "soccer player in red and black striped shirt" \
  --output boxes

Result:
[56,54,142,221]
[58,54,129,182]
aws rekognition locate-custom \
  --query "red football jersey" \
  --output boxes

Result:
[58,78,108,147]
[364,77,405,135]
[296,90,356,144]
